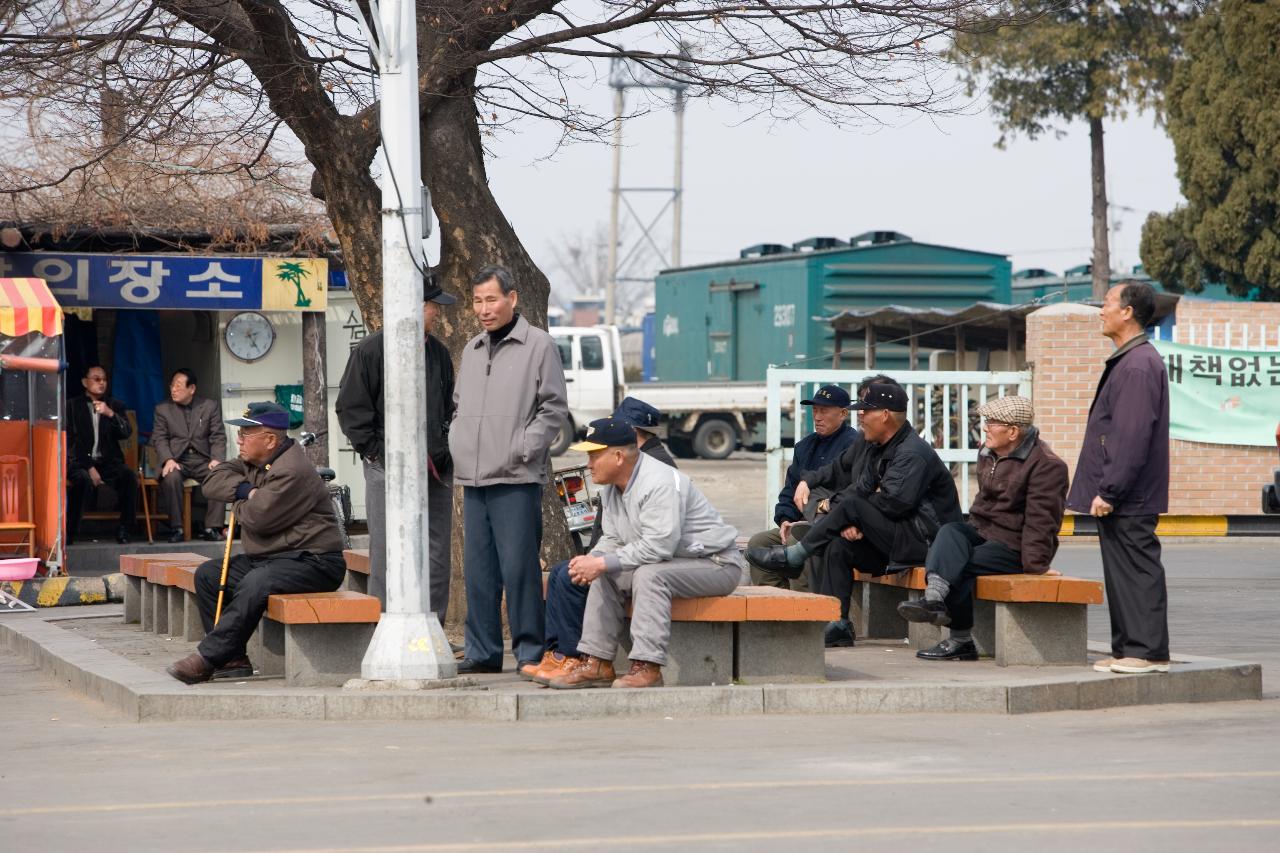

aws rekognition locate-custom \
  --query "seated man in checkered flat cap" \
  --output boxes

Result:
[896,395,1069,662]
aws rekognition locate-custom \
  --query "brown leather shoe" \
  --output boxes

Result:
[166,652,214,684]
[531,652,577,685]
[520,651,559,682]
[612,660,664,689]
[547,655,615,690]
[209,656,254,681]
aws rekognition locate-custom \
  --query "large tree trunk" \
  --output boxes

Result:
[422,77,574,633]
[1089,115,1111,301]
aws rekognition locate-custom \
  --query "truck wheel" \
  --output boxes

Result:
[549,418,574,457]
[692,418,737,460]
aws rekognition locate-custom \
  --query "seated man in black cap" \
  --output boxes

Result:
[747,383,963,636]
[166,402,347,684]
[745,383,858,596]
[523,396,677,685]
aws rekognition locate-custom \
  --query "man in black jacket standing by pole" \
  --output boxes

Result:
[1068,281,1171,675]
[336,275,457,620]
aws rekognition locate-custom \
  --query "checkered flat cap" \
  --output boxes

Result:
[976,395,1034,426]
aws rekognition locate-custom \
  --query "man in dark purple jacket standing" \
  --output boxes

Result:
[1067,281,1171,675]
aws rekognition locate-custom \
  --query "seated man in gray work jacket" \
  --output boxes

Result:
[547,417,745,690]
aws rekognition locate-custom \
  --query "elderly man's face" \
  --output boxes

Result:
[82,368,108,400]
[586,446,627,486]
[983,420,1021,456]
[169,374,196,406]
[472,277,517,332]
[236,426,278,466]
[1100,285,1134,340]
[423,301,441,335]
[810,404,847,437]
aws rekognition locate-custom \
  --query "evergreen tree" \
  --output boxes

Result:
[952,0,1192,299]
[1140,0,1280,300]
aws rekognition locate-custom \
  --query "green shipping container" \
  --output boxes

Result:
[653,232,1013,382]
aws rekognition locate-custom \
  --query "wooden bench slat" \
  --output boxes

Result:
[266,591,381,624]
[665,596,747,621]
[120,552,204,577]
[853,568,926,589]
[853,566,1104,606]
[343,548,371,575]
[743,593,839,621]
[172,565,198,594]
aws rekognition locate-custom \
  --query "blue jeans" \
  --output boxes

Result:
[462,483,545,668]
[544,559,589,657]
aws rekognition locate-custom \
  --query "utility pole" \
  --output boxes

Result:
[604,54,689,326]
[350,0,456,682]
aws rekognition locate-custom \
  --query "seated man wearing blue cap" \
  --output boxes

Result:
[748,383,963,625]
[166,402,347,684]
[544,416,744,689]
[523,397,677,685]
[745,383,858,595]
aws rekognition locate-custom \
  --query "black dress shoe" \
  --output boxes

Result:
[457,658,502,674]
[166,529,185,544]
[745,545,803,579]
[116,526,131,545]
[198,528,222,542]
[898,597,951,626]
[916,638,978,661]
[824,619,856,647]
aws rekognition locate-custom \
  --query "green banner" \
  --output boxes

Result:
[274,384,305,429]
[1152,340,1280,447]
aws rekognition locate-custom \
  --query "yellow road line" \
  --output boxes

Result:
[232,819,1280,852]
[5,770,1279,818]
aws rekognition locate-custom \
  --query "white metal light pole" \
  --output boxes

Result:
[351,0,456,682]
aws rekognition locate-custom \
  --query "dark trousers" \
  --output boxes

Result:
[463,483,545,668]
[67,460,136,536]
[1098,514,1169,660]
[194,550,346,666]
[925,522,1023,632]
[363,459,452,620]
[159,455,225,533]
[544,559,588,657]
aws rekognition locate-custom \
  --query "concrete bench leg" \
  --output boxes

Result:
[995,602,1087,667]
[248,620,286,677]
[905,590,945,651]
[735,622,825,683]
[140,581,153,631]
[123,575,142,624]
[181,591,204,642]
[851,581,909,640]
[614,620,733,686]
[166,588,186,638]
[150,584,169,635]
[971,599,996,658]
[284,622,378,686]
[342,569,369,595]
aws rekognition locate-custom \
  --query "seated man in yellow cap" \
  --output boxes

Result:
[547,417,744,689]
[897,395,1068,661]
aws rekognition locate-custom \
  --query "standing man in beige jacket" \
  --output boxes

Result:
[449,265,569,675]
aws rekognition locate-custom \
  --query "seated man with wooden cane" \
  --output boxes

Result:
[166,402,346,684]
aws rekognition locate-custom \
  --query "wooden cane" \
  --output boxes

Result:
[213,513,237,626]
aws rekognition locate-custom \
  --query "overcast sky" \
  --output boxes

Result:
[480,85,1185,307]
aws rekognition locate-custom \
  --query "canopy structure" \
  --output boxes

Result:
[0,277,63,338]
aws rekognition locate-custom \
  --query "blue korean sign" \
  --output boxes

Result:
[0,251,329,311]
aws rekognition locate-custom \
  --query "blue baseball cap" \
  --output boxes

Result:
[226,401,291,430]
[569,417,636,452]
[613,396,662,429]
[801,384,851,408]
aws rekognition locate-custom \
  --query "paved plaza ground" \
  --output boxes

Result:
[3,452,1278,851]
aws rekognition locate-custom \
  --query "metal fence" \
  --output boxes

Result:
[764,368,1032,527]
[1152,321,1280,351]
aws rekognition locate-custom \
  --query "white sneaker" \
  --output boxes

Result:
[1110,658,1170,674]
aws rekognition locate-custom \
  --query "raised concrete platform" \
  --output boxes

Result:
[1,606,1261,723]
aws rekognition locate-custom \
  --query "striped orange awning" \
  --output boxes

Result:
[0,278,63,337]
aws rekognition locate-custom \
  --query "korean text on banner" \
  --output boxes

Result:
[1153,339,1280,447]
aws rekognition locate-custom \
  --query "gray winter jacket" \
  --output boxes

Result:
[593,453,743,573]
[449,314,569,487]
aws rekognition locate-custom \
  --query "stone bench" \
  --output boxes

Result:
[341,548,370,594]
[119,553,205,630]
[616,586,839,686]
[850,568,1103,666]
[249,591,381,687]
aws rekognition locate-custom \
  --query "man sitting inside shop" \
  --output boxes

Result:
[544,417,744,689]
[897,395,1068,661]
[747,383,962,631]
[745,383,858,595]
[166,402,347,684]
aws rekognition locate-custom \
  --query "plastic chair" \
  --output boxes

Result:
[0,455,36,558]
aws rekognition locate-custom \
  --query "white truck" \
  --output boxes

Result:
[550,325,795,459]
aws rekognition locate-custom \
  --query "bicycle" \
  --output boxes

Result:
[298,431,352,549]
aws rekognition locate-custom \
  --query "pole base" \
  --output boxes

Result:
[360,611,459,681]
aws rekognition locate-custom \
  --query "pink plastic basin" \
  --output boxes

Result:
[0,557,39,581]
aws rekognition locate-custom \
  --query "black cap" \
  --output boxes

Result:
[226,401,291,429]
[569,417,636,452]
[800,384,851,408]
[613,396,661,429]
[423,279,457,305]
[849,383,907,412]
